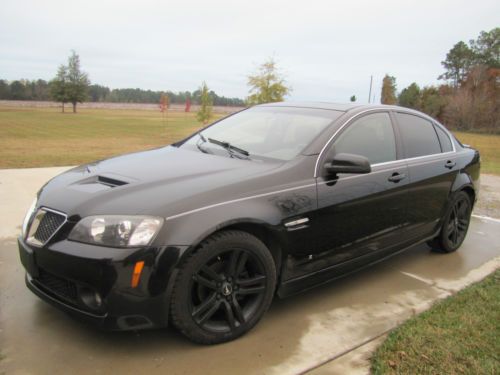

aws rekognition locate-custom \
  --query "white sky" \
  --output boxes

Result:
[1,0,498,103]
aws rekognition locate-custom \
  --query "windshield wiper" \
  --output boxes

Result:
[196,132,210,154]
[207,137,250,159]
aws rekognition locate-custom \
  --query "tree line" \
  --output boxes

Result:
[0,78,245,108]
[380,27,499,132]
[0,79,50,101]
[0,55,245,111]
[0,79,244,107]
[87,86,245,107]
[0,50,287,123]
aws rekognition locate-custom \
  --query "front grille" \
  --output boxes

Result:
[32,210,66,244]
[36,269,78,304]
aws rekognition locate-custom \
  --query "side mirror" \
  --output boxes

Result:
[324,153,371,175]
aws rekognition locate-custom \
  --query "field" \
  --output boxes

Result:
[0,106,499,173]
[371,270,499,374]
[454,131,500,175]
[0,106,223,168]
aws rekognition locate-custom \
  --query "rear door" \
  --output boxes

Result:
[393,112,457,240]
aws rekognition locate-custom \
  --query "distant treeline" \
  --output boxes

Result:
[382,27,499,133]
[0,79,245,106]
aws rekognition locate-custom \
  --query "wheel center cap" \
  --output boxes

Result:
[221,282,233,296]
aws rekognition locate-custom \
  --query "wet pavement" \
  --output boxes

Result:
[1,168,499,375]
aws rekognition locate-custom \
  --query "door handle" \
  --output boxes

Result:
[388,172,406,183]
[445,160,456,169]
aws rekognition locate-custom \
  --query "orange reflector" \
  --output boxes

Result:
[131,261,145,288]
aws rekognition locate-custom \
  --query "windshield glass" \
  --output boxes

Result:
[180,106,342,161]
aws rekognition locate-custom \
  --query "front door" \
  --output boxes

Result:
[306,112,409,275]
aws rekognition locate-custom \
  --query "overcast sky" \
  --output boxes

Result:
[1,0,498,103]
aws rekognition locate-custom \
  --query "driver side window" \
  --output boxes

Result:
[332,112,396,165]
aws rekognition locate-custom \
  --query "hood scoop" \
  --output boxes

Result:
[96,175,129,188]
[70,174,131,193]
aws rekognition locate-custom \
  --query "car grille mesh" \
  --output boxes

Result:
[33,210,66,243]
[36,269,78,304]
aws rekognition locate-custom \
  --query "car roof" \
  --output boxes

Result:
[256,101,405,113]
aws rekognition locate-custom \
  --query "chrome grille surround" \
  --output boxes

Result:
[26,208,67,247]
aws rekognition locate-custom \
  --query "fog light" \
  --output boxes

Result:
[94,292,102,307]
[80,288,103,310]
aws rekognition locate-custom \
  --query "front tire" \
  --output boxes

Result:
[429,191,472,253]
[170,230,276,344]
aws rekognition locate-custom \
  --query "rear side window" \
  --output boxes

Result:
[434,124,453,152]
[333,112,396,164]
[395,113,441,158]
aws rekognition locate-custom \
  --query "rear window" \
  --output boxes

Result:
[395,113,441,158]
[434,124,453,152]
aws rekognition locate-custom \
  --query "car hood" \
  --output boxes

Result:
[37,146,284,219]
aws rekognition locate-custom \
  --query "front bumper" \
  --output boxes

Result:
[18,236,187,330]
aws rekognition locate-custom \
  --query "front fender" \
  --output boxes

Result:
[156,182,317,261]
[165,198,282,243]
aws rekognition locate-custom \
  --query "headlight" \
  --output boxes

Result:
[68,215,164,247]
[22,198,38,237]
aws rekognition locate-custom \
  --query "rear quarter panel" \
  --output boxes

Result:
[451,146,480,203]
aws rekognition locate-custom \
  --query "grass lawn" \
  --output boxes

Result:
[453,131,500,175]
[371,269,500,374]
[0,106,223,168]
[0,106,499,172]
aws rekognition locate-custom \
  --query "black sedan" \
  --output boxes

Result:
[18,102,480,344]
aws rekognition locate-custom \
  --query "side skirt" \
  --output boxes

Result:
[277,230,440,298]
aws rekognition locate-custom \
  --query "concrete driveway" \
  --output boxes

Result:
[1,168,499,375]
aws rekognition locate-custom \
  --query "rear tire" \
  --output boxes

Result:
[428,191,472,253]
[170,230,276,344]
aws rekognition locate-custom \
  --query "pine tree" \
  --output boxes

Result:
[50,51,90,113]
[66,51,90,113]
[398,83,421,109]
[49,65,69,113]
[438,41,475,87]
[381,75,397,105]
[196,82,213,124]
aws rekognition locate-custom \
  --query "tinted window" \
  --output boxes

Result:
[333,113,396,164]
[396,113,441,158]
[434,124,453,152]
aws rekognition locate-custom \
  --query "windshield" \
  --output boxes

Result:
[180,106,342,161]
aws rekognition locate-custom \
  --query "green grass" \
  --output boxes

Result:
[453,131,500,175]
[0,106,498,172]
[0,106,222,168]
[371,270,500,374]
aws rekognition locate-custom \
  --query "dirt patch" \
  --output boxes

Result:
[474,174,500,219]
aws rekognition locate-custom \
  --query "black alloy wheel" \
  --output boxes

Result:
[191,249,267,331]
[170,230,276,344]
[430,191,472,253]
[446,195,470,248]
